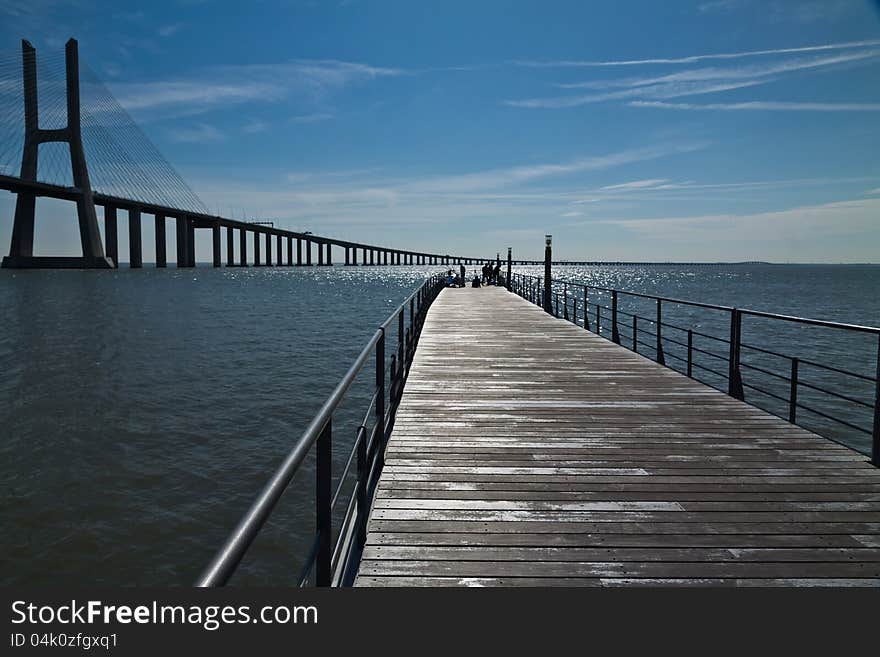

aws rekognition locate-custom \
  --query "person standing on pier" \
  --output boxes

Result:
[459,263,466,287]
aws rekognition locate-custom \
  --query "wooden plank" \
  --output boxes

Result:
[355,286,880,587]
[355,576,876,587]
[366,532,871,548]
[368,520,880,534]
[361,546,880,562]
[358,559,880,578]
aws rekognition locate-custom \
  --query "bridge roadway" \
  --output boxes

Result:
[355,286,880,586]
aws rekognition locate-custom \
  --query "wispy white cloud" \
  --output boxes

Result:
[114,59,401,119]
[867,188,880,195]
[167,123,224,143]
[556,50,879,90]
[509,48,879,110]
[602,176,879,193]
[603,198,880,241]
[560,211,583,217]
[514,39,880,68]
[290,112,335,123]
[407,144,705,193]
[599,178,670,191]
[698,0,748,13]
[116,80,283,114]
[285,168,383,183]
[243,119,269,134]
[157,23,184,37]
[630,100,880,111]
[506,79,768,109]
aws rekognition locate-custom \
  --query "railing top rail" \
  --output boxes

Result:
[739,308,880,335]
[511,272,880,334]
[196,274,440,587]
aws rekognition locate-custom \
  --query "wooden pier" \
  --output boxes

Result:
[355,286,880,586]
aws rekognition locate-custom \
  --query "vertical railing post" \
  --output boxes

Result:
[655,299,665,365]
[389,354,398,408]
[355,425,368,549]
[687,330,693,378]
[506,247,512,290]
[633,316,638,352]
[376,330,386,461]
[728,309,744,400]
[563,284,569,320]
[537,277,542,308]
[612,290,620,344]
[554,293,559,318]
[573,298,578,327]
[397,309,405,391]
[583,286,590,331]
[871,334,880,466]
[408,298,414,367]
[315,420,332,586]
[596,304,601,336]
[789,357,799,424]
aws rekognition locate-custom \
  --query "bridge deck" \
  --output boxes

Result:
[355,286,880,586]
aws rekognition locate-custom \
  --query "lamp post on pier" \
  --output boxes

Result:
[543,235,552,313]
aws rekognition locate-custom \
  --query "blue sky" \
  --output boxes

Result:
[1,0,880,262]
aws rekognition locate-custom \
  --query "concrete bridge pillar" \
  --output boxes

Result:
[317,242,324,266]
[104,207,118,267]
[345,247,350,265]
[212,222,221,267]
[306,240,312,265]
[225,225,234,266]
[277,233,283,265]
[265,233,272,266]
[352,246,358,265]
[287,236,293,266]
[296,238,302,265]
[155,214,166,268]
[128,209,142,268]
[175,216,186,267]
[239,227,247,266]
[186,218,195,267]
[326,243,332,265]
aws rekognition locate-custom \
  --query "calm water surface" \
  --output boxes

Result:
[1,263,878,585]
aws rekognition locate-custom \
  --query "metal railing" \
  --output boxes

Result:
[196,273,447,587]
[505,272,880,465]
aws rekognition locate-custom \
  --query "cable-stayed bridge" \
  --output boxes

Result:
[0,38,490,269]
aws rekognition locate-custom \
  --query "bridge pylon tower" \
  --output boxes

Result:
[2,38,113,269]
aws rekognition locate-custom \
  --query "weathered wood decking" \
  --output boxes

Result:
[355,286,880,586]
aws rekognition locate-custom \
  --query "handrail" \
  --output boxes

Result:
[196,272,446,587]
[505,271,880,466]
